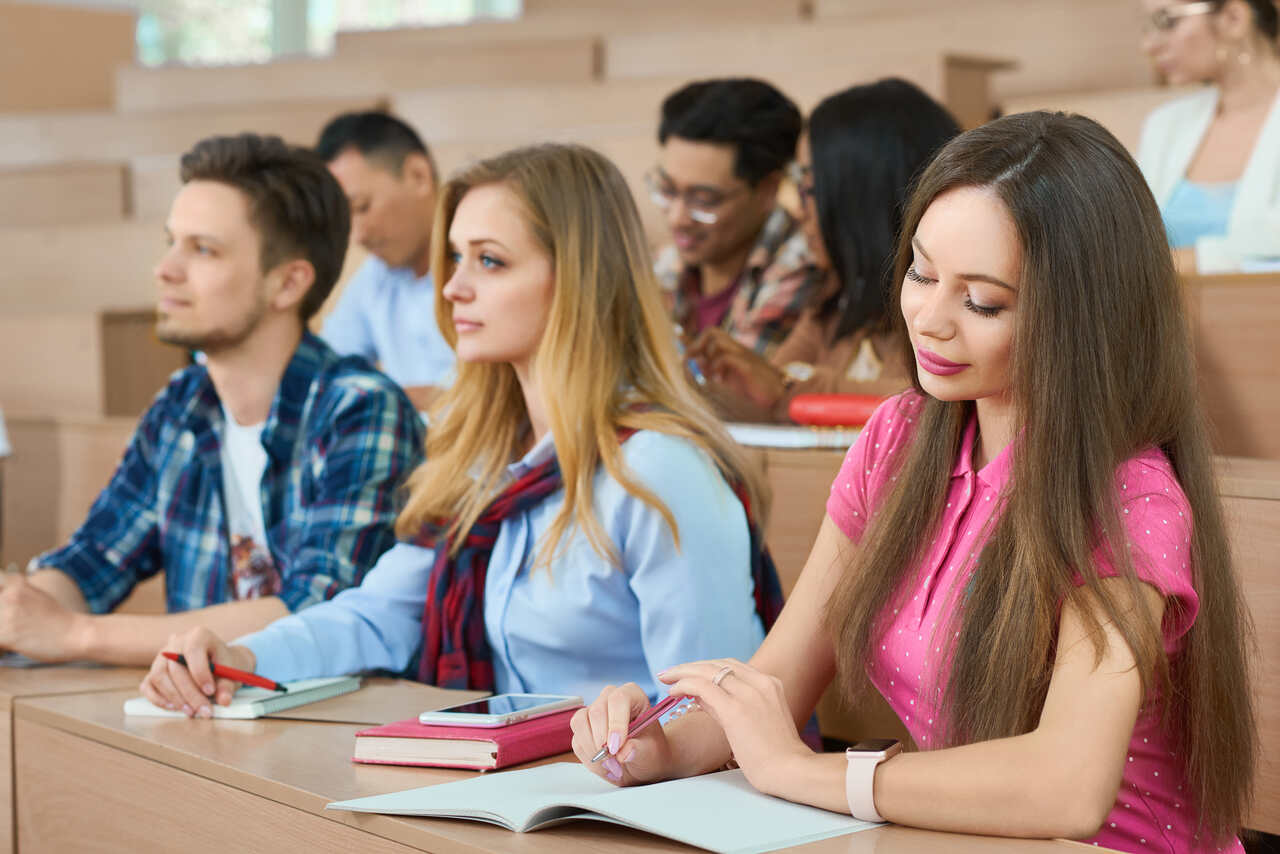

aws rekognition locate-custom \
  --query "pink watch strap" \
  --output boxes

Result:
[844,742,901,822]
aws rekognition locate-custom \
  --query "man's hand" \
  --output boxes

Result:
[0,573,89,662]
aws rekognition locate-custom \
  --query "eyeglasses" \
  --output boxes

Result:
[1145,1,1217,33]
[787,161,814,206]
[644,169,745,225]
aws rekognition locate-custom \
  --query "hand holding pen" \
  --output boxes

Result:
[569,682,698,785]
[139,626,260,719]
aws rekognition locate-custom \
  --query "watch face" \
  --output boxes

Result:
[849,738,899,753]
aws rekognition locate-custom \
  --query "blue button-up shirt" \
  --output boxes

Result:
[320,256,456,388]
[238,430,766,701]
[34,332,425,614]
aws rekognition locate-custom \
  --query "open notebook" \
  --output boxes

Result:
[123,676,361,719]
[326,762,877,854]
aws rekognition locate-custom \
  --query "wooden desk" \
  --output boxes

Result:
[0,667,146,854]
[1184,273,1280,460]
[13,686,1105,853]
[1217,457,1280,835]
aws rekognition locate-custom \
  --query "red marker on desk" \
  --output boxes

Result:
[161,651,288,693]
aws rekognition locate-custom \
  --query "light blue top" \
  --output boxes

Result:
[236,430,766,702]
[320,256,456,388]
[1162,178,1239,250]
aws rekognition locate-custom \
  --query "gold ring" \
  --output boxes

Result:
[711,665,734,687]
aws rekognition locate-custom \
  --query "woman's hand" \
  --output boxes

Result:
[138,627,256,718]
[687,329,787,411]
[660,658,813,797]
[570,682,681,786]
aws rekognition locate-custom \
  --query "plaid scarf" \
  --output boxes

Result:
[412,435,784,691]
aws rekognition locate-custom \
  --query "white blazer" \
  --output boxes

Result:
[1137,86,1280,273]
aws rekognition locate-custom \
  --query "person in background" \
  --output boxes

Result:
[572,113,1256,854]
[1138,0,1280,272]
[140,143,782,721]
[650,78,817,357]
[0,134,423,666]
[690,79,960,422]
[317,111,456,410]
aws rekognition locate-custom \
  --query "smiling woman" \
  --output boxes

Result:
[572,112,1256,854]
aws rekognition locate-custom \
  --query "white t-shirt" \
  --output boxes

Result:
[0,407,10,458]
[219,403,281,600]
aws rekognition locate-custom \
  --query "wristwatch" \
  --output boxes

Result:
[845,738,902,822]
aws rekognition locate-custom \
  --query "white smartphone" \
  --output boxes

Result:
[418,693,583,728]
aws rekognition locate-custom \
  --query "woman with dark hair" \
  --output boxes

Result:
[688,78,959,422]
[1138,0,1280,272]
[574,112,1256,853]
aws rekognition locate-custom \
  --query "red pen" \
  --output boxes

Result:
[591,694,691,762]
[162,651,288,693]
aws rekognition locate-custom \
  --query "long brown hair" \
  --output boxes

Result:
[825,111,1255,842]
[395,143,766,567]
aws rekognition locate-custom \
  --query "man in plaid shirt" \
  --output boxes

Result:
[649,78,819,358]
[0,134,423,666]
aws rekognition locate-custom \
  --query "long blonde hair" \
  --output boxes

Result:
[825,113,1254,842]
[395,143,766,567]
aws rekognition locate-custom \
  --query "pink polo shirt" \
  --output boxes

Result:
[825,392,1241,854]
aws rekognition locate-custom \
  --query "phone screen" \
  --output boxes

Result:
[439,694,568,717]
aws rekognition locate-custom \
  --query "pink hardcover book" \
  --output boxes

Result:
[353,707,578,771]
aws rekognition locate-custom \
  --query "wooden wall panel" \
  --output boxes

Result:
[0,98,383,169]
[0,3,135,112]
[1000,85,1196,154]
[1187,274,1280,460]
[0,163,129,227]
[610,0,1153,100]
[114,39,599,113]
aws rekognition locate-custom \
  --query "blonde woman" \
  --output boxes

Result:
[140,144,780,736]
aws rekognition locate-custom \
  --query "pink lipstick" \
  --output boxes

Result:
[916,348,967,376]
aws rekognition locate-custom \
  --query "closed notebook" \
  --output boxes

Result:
[123,676,361,719]
[352,707,577,770]
[326,761,877,854]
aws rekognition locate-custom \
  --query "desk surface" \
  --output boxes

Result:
[0,663,143,709]
[14,685,1108,854]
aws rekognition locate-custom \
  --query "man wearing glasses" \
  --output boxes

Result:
[649,78,818,357]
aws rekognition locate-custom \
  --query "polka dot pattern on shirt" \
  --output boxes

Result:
[825,393,1235,854]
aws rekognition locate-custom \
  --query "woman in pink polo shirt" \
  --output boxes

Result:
[571,111,1256,853]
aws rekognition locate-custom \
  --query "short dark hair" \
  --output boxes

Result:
[808,78,960,342]
[658,78,802,185]
[179,133,350,321]
[315,110,437,179]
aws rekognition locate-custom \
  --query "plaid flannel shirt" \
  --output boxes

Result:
[33,332,424,614]
[655,206,819,356]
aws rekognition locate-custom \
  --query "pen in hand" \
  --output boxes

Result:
[591,694,692,762]
[161,651,287,694]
